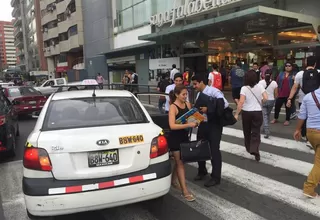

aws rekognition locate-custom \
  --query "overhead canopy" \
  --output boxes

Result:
[139,6,320,43]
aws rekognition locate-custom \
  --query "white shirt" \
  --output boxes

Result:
[258,80,278,100]
[170,68,179,81]
[164,84,189,112]
[240,84,265,111]
[198,86,229,109]
[294,69,320,103]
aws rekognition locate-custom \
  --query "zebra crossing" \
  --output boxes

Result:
[0,127,319,220]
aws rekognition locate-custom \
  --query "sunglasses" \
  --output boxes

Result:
[285,65,292,67]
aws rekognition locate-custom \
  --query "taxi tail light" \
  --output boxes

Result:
[0,115,5,126]
[23,147,52,171]
[150,135,168,159]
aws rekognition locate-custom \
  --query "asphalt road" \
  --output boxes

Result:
[0,101,319,220]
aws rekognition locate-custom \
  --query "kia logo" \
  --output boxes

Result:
[96,139,109,146]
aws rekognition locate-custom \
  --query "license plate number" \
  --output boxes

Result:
[29,101,36,105]
[88,149,119,167]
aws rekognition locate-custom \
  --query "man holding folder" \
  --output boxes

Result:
[191,74,229,187]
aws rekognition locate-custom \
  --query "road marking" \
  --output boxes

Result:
[223,127,313,154]
[190,162,320,218]
[173,181,266,220]
[220,141,312,176]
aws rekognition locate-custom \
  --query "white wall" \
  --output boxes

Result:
[113,25,152,49]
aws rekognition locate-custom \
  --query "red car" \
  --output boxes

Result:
[3,86,47,116]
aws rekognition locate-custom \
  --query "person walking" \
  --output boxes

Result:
[157,73,170,113]
[230,59,245,105]
[168,84,197,202]
[191,74,229,187]
[259,69,278,138]
[293,84,320,198]
[170,64,179,83]
[271,62,294,126]
[96,73,104,90]
[287,56,320,148]
[234,70,268,161]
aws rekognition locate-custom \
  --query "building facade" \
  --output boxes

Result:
[88,0,320,85]
[40,0,84,79]
[0,21,16,69]
[11,0,47,72]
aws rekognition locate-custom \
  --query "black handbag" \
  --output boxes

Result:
[180,139,212,163]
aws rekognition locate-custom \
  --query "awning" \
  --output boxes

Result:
[102,42,156,58]
[139,6,320,43]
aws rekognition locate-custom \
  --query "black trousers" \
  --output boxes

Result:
[196,122,223,181]
[274,97,291,121]
[299,103,307,137]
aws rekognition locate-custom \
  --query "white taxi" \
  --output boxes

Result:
[23,82,171,218]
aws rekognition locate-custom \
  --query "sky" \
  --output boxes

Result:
[0,0,13,22]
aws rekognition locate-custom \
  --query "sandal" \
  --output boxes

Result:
[182,194,195,202]
[303,192,318,199]
[283,121,290,126]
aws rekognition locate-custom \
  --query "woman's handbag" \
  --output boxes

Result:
[180,139,212,163]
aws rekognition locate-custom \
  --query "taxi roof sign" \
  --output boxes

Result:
[81,79,98,86]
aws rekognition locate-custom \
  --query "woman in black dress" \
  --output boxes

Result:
[168,84,198,202]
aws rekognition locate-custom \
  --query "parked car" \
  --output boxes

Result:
[34,78,85,96]
[23,83,171,219]
[0,87,19,156]
[3,86,47,116]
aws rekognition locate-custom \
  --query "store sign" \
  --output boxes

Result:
[56,66,68,72]
[150,0,242,27]
[149,57,180,70]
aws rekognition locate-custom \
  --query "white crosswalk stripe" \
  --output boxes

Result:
[1,127,319,220]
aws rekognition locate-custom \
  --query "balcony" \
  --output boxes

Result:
[42,10,57,25]
[14,27,23,38]
[44,44,60,57]
[43,27,59,41]
[58,10,83,34]
[12,7,20,17]
[14,38,23,48]
[56,0,72,14]
[11,0,18,7]
[59,33,83,53]
[13,17,22,27]
[40,0,57,10]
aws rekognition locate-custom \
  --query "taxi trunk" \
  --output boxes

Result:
[37,124,161,180]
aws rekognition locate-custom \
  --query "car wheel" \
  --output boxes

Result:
[27,210,53,220]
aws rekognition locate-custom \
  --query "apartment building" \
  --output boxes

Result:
[0,21,16,69]
[11,0,47,72]
[40,0,84,78]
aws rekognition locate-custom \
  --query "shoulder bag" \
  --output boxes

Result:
[180,129,212,163]
[247,86,262,107]
[311,92,320,110]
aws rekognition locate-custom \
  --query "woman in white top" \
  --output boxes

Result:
[258,69,278,138]
[234,70,268,162]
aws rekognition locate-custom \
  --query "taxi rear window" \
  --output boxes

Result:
[42,97,148,130]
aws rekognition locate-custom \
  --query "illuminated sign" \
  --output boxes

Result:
[150,0,242,27]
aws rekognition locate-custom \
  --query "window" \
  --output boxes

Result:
[68,25,78,37]
[57,13,66,22]
[43,80,54,87]
[8,87,40,97]
[43,97,148,130]
[68,0,76,13]
[59,33,68,41]
[121,8,133,29]
[58,53,67,63]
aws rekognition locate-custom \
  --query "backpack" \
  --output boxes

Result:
[211,71,223,90]
[183,72,190,86]
[301,69,319,94]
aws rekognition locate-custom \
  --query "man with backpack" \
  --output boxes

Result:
[287,56,320,147]
[157,73,170,113]
[208,63,223,90]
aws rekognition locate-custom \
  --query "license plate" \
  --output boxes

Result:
[29,101,36,105]
[88,149,119,167]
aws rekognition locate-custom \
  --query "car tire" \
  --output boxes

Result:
[27,210,54,220]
